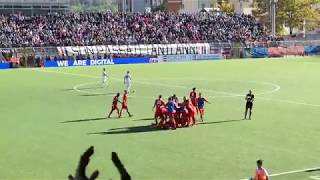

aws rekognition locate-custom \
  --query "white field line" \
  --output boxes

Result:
[259,97,320,107]
[240,166,320,180]
[35,69,240,97]
[305,62,320,65]
[35,69,278,97]
[309,175,320,180]
[72,81,152,99]
[73,82,109,95]
[35,69,320,107]
[136,77,281,96]
[252,81,281,96]
[36,69,99,79]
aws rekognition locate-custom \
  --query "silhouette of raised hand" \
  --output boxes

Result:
[111,152,131,180]
[68,146,99,180]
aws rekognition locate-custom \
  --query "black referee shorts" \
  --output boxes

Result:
[246,102,253,110]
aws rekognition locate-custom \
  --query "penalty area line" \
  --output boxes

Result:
[240,166,320,180]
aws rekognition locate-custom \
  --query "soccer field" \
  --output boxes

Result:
[1,57,320,180]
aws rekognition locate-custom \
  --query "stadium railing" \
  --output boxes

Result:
[1,40,320,69]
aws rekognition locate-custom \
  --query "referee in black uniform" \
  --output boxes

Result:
[244,90,254,120]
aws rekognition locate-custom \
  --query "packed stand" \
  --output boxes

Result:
[0,12,274,48]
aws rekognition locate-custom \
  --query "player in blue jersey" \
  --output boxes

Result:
[197,93,211,122]
[166,97,179,130]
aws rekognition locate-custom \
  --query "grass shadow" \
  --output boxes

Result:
[132,118,154,121]
[60,117,107,123]
[197,119,244,125]
[305,168,320,172]
[61,88,74,91]
[77,86,102,90]
[87,119,244,135]
[88,125,164,135]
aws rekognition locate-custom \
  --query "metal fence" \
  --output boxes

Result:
[1,40,320,68]
[244,40,320,48]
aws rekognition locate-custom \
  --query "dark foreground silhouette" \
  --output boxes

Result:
[68,146,131,180]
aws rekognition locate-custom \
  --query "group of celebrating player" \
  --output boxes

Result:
[105,68,255,127]
[152,88,211,130]
[106,85,212,130]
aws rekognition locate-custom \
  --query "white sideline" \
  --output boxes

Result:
[240,166,320,180]
[35,69,320,107]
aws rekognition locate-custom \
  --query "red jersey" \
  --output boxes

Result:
[186,102,196,114]
[190,91,197,99]
[122,94,128,107]
[112,96,119,108]
[155,99,165,111]
[161,106,167,114]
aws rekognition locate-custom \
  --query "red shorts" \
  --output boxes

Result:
[155,110,162,117]
[199,108,204,115]
[181,112,189,120]
[191,99,197,106]
[161,109,168,117]
[188,109,195,116]
[182,111,188,116]
[122,104,128,110]
[168,112,175,118]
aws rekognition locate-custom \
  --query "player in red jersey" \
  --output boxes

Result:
[107,93,121,118]
[189,88,198,113]
[119,90,133,118]
[158,105,168,128]
[197,93,211,122]
[185,98,196,126]
[180,96,189,127]
[152,95,165,125]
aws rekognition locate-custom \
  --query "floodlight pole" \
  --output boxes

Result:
[122,0,127,12]
[303,19,306,38]
[270,0,278,37]
[239,0,244,14]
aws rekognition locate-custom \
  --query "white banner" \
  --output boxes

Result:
[57,43,210,56]
[157,54,223,62]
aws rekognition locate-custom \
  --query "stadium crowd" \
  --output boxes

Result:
[0,12,275,48]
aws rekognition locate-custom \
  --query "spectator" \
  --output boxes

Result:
[0,12,275,48]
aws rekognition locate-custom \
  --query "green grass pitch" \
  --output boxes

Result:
[1,57,320,180]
